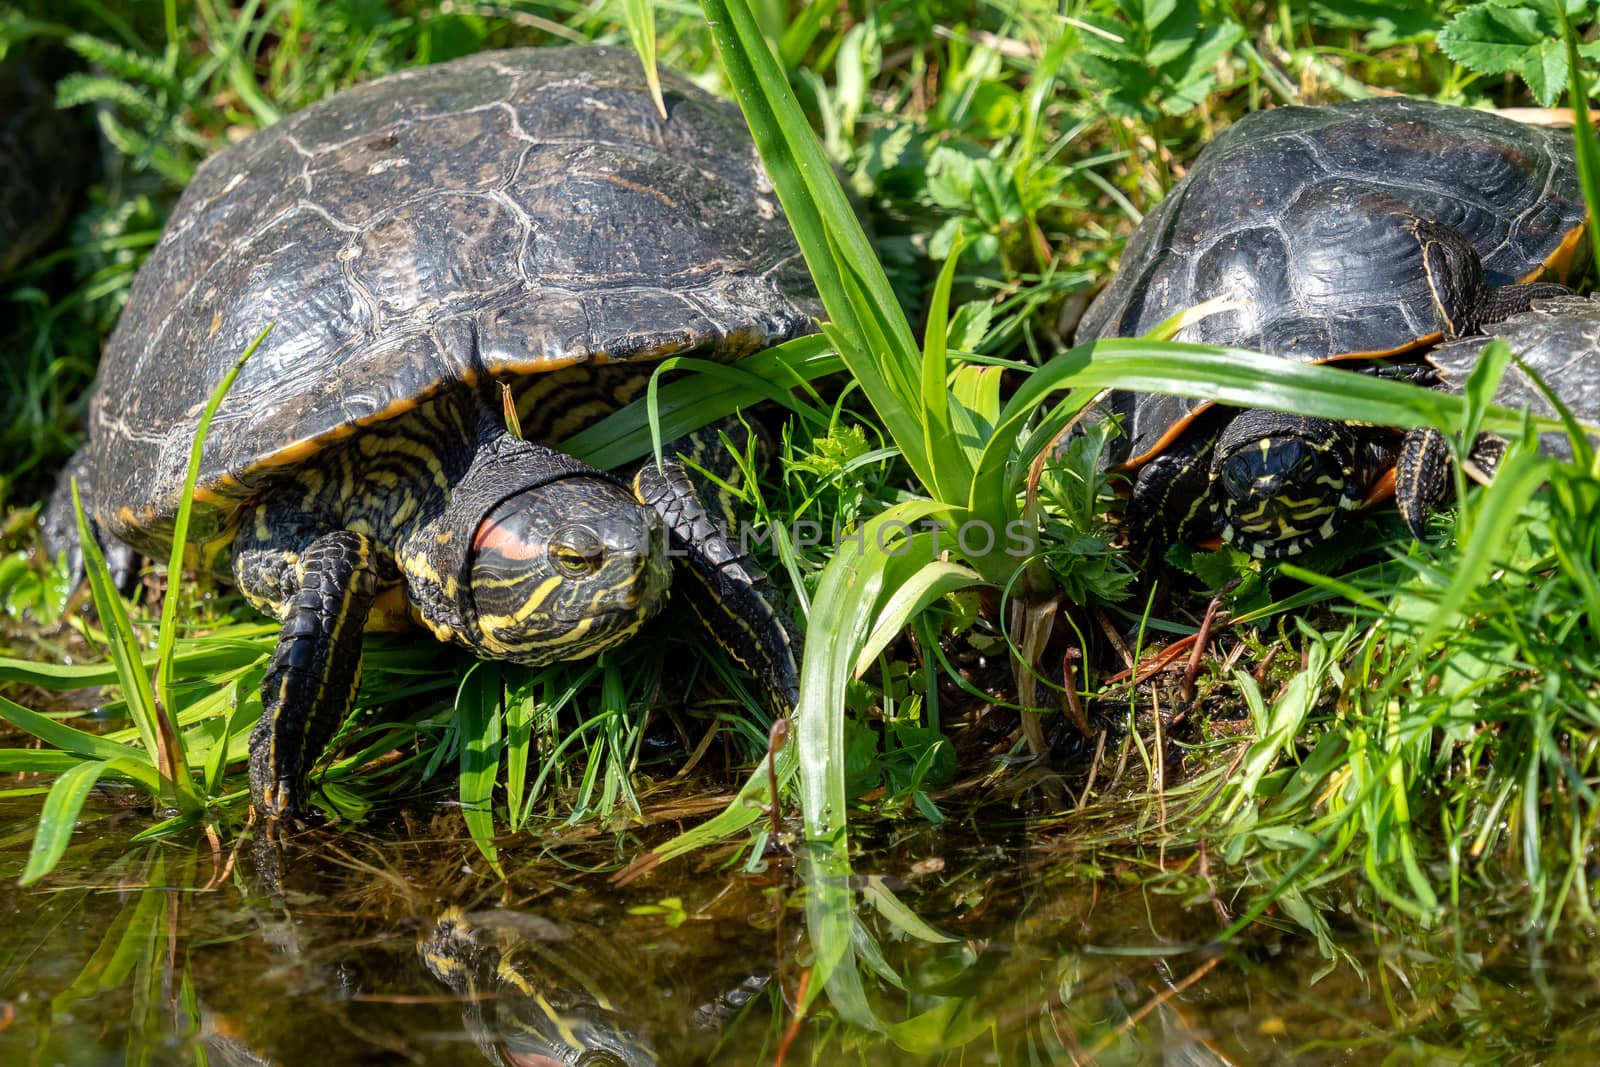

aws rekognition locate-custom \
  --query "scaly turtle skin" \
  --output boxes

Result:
[72,47,816,828]
[1397,292,1600,534]
[1077,97,1586,559]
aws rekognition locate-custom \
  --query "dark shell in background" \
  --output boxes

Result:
[1077,97,1586,467]
[1428,294,1600,462]
[0,49,91,275]
[89,46,816,546]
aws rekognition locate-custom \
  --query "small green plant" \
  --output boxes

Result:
[1439,0,1600,106]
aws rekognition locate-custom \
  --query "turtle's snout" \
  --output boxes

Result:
[466,477,671,662]
[1211,425,1355,558]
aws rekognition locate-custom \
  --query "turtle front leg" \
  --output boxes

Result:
[1395,427,1510,541]
[241,529,390,826]
[1126,415,1225,560]
[1395,428,1448,540]
[633,423,800,711]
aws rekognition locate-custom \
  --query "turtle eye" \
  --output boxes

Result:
[550,524,605,577]
[1218,456,1253,500]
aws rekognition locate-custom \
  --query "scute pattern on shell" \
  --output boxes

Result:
[1427,294,1600,463]
[90,46,815,545]
[1077,96,1586,465]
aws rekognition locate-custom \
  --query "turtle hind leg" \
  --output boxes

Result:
[1408,215,1572,338]
[244,529,390,827]
[633,420,800,711]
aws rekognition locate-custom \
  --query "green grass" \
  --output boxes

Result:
[4,0,1600,1051]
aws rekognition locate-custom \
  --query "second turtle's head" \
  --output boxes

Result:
[465,477,670,663]
[1209,411,1371,559]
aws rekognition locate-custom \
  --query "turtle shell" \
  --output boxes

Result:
[87,46,815,551]
[1427,294,1600,462]
[0,50,90,274]
[1078,97,1587,468]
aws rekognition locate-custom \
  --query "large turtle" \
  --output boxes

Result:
[1077,97,1586,559]
[69,47,816,827]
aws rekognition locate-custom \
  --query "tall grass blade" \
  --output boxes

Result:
[796,503,964,1029]
[0,692,154,770]
[1557,5,1600,290]
[151,325,269,794]
[20,759,114,885]
[621,0,666,119]
[456,663,504,876]
[70,479,166,790]
[699,0,938,495]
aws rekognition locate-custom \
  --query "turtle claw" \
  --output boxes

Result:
[1396,427,1450,540]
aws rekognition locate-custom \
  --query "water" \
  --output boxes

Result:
[2,790,1598,1065]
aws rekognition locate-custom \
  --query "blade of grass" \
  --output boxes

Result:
[70,477,165,781]
[456,662,504,877]
[621,0,666,119]
[150,324,269,793]
[20,759,114,885]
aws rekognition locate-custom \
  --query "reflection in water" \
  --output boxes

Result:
[419,904,783,1066]
[4,795,1600,1064]
[421,906,666,1066]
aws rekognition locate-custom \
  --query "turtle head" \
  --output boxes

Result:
[1209,411,1372,559]
[408,434,671,664]
[1406,214,1488,340]
[467,478,670,662]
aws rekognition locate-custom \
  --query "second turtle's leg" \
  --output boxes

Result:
[242,529,387,826]
[633,421,801,711]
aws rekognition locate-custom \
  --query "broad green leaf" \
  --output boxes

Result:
[1438,3,1567,104]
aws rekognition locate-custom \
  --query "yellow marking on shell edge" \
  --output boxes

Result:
[1526,222,1589,285]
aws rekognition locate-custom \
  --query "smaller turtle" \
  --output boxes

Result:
[1396,292,1600,535]
[1077,97,1587,559]
[1208,215,1573,556]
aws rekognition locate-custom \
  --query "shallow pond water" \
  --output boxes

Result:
[2,788,1599,1066]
